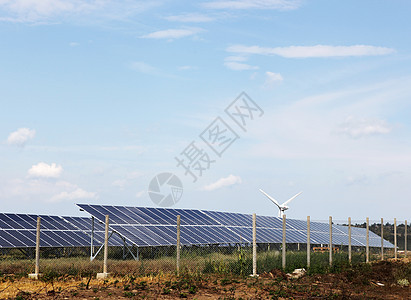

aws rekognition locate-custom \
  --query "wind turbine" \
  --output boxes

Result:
[259,189,302,217]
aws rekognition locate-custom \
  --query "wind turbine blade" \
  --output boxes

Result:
[282,191,302,206]
[259,189,281,208]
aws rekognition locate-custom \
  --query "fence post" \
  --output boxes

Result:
[381,218,384,260]
[97,215,110,279]
[29,217,41,279]
[329,216,332,266]
[307,216,310,268]
[404,220,408,257]
[282,214,286,270]
[348,217,351,264]
[252,213,257,276]
[366,217,369,263]
[394,218,397,259]
[176,215,181,276]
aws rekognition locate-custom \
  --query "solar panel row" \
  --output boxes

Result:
[77,204,394,249]
[0,213,123,249]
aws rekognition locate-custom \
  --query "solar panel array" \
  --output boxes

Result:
[0,213,123,249]
[77,204,394,248]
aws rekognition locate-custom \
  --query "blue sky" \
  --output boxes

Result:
[1,0,410,221]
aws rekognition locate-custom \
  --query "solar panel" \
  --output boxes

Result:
[76,204,395,249]
[62,216,124,246]
[0,213,124,249]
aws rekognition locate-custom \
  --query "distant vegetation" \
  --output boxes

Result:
[353,222,411,250]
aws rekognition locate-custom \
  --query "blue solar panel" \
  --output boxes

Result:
[76,204,394,249]
[0,213,127,249]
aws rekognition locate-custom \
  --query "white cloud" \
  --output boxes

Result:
[51,187,97,202]
[336,116,392,138]
[112,172,144,190]
[264,71,283,87]
[202,175,242,191]
[136,190,145,198]
[203,0,302,10]
[346,174,368,186]
[224,61,259,71]
[69,41,79,47]
[225,55,248,62]
[0,0,159,23]
[178,65,196,70]
[0,178,97,204]
[6,127,35,146]
[227,44,396,58]
[165,13,214,22]
[112,179,127,189]
[130,61,158,74]
[141,28,202,40]
[28,162,63,178]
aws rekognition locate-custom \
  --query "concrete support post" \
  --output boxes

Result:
[176,215,181,276]
[29,217,41,279]
[307,216,310,268]
[282,214,286,270]
[405,220,408,258]
[35,217,40,274]
[329,216,332,266]
[348,217,352,264]
[394,218,397,259]
[97,215,110,279]
[366,217,369,263]
[252,213,257,277]
[103,215,109,273]
[381,218,384,260]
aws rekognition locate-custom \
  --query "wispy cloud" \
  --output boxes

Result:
[264,71,283,87]
[178,65,196,70]
[336,116,392,138]
[202,175,242,191]
[28,162,63,178]
[51,187,97,202]
[225,55,248,62]
[227,44,396,58]
[130,61,159,74]
[165,13,214,22]
[203,0,302,10]
[0,178,97,203]
[224,55,258,70]
[141,28,203,40]
[136,190,145,198]
[224,61,259,70]
[6,128,35,146]
[129,61,179,79]
[0,0,160,23]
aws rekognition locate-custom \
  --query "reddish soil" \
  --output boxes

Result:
[1,258,410,299]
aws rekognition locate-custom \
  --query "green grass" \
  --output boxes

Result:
[0,248,380,279]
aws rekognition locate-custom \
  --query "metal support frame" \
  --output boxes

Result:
[89,217,138,261]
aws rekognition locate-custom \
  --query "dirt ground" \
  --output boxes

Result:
[0,258,409,299]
